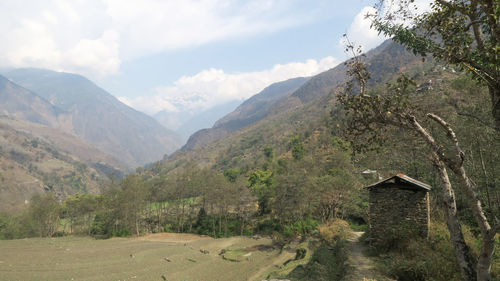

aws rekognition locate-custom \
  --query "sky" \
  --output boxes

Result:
[0,0,392,117]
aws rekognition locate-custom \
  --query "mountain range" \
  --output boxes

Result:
[0,39,422,212]
[0,69,184,211]
[178,40,420,155]
[3,68,182,167]
[181,77,309,151]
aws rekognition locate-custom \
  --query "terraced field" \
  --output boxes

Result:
[0,234,286,281]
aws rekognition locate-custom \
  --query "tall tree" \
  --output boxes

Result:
[28,192,61,237]
[118,174,150,236]
[338,43,499,281]
[372,0,500,129]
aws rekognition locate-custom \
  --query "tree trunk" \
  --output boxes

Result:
[426,113,498,281]
[409,115,478,280]
[135,217,139,236]
[240,216,244,236]
[449,164,497,281]
[224,208,228,237]
[489,85,500,130]
[433,155,478,281]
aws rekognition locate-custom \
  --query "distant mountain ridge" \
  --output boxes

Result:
[4,68,183,167]
[161,40,424,176]
[154,99,242,141]
[0,75,64,128]
[181,77,309,151]
[179,40,421,153]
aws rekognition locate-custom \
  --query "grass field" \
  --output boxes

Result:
[0,233,289,281]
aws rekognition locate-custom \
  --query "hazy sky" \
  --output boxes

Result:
[0,0,391,115]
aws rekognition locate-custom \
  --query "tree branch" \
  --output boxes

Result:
[427,113,465,166]
[492,223,500,236]
[427,113,492,237]
[456,111,499,131]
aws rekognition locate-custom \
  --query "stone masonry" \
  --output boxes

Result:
[366,174,431,245]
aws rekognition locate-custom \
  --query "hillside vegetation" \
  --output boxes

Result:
[0,117,116,213]
[1,39,499,280]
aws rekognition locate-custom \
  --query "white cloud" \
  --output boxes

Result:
[119,56,339,116]
[377,0,433,23]
[0,0,314,78]
[340,6,389,53]
[341,1,433,53]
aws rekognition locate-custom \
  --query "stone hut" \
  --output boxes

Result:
[366,173,431,244]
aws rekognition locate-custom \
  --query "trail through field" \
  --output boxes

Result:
[344,231,394,281]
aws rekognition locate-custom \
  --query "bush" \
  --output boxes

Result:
[164,224,174,233]
[348,221,367,232]
[287,241,348,281]
[90,213,114,238]
[371,222,423,253]
[319,219,351,244]
[283,216,320,238]
[255,219,282,234]
[112,227,131,237]
[377,222,471,281]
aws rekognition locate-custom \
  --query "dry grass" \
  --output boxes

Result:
[0,234,281,281]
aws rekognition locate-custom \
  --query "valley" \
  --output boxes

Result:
[1,1,499,280]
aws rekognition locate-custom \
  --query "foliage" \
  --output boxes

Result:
[90,212,115,238]
[286,241,348,281]
[339,32,500,278]
[248,169,274,215]
[283,216,320,238]
[318,219,352,244]
[28,192,61,237]
[289,135,306,160]
[374,222,493,281]
[0,212,26,239]
[223,168,240,182]
[372,0,500,128]
[255,219,283,234]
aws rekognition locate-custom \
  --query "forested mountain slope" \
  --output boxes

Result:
[181,40,420,153]
[181,77,308,151]
[0,117,119,212]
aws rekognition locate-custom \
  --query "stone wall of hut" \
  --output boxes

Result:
[369,183,430,244]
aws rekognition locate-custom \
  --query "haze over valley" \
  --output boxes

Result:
[0,1,499,281]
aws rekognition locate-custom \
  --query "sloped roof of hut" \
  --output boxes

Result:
[365,173,431,191]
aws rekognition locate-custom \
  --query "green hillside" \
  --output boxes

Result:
[1,41,498,281]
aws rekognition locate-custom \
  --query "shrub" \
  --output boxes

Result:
[90,212,114,238]
[319,219,351,244]
[283,216,320,238]
[112,227,131,237]
[255,219,282,234]
[287,241,348,281]
[377,222,471,281]
[371,222,423,253]
[164,224,174,233]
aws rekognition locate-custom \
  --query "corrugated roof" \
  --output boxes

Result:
[365,173,431,191]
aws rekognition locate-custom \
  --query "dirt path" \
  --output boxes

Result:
[344,232,394,281]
